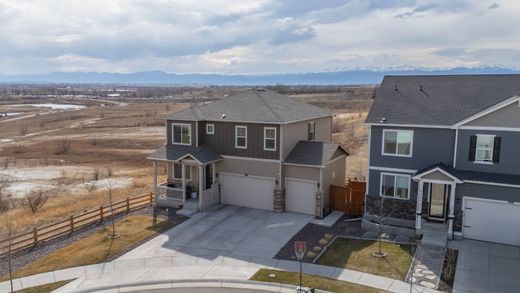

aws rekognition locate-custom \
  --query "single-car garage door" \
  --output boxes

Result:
[463,197,520,246]
[221,173,275,211]
[286,178,317,215]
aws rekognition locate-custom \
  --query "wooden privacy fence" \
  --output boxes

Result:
[0,192,154,258]
[330,179,366,216]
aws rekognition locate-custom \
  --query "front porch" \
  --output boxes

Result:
[413,163,464,240]
[147,145,223,212]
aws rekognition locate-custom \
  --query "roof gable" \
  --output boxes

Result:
[366,75,520,126]
[454,96,520,128]
[166,88,331,124]
[284,141,348,167]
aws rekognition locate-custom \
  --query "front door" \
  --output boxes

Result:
[428,183,447,221]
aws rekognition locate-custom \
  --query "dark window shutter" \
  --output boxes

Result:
[307,123,311,140]
[493,137,501,163]
[468,135,477,161]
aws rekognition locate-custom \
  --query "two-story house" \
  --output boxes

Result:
[147,88,348,217]
[365,75,520,246]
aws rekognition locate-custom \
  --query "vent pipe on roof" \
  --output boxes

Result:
[419,84,423,92]
[221,114,226,119]
[394,84,398,91]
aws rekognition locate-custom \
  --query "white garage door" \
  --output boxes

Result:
[463,197,520,246]
[286,178,317,215]
[221,173,275,211]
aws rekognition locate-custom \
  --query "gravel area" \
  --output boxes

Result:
[274,215,364,262]
[0,206,187,276]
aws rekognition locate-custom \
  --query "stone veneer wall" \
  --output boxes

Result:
[315,191,323,218]
[365,194,416,221]
[274,189,285,212]
[453,209,463,232]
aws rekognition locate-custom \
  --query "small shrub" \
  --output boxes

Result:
[85,183,96,192]
[313,246,322,252]
[19,125,29,136]
[318,239,329,246]
[25,190,49,214]
[324,234,334,240]
[106,165,113,178]
[92,168,100,181]
[12,145,24,154]
[90,139,99,146]
[306,251,316,258]
[39,120,46,129]
[442,249,458,282]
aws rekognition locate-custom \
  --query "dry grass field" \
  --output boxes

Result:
[0,86,373,235]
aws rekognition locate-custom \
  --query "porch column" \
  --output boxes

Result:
[212,163,216,184]
[448,183,456,240]
[198,165,204,211]
[181,163,186,203]
[415,180,424,232]
[152,161,158,199]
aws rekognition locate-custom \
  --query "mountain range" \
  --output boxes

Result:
[1,67,519,85]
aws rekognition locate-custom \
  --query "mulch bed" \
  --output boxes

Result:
[0,206,187,276]
[274,215,364,262]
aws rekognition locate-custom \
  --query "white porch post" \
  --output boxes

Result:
[152,161,158,199]
[448,183,456,240]
[181,163,186,203]
[212,163,216,184]
[198,165,204,211]
[416,180,424,232]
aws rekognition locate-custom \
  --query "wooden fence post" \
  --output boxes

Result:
[126,198,130,213]
[100,205,104,222]
[69,216,74,232]
[149,192,153,204]
[33,228,38,245]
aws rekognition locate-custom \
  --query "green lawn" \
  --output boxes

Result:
[316,238,414,280]
[250,269,386,293]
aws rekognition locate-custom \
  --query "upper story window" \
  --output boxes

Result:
[206,124,214,135]
[264,127,277,151]
[470,134,501,164]
[308,122,315,141]
[235,125,247,149]
[172,123,191,145]
[382,129,413,157]
[381,173,410,199]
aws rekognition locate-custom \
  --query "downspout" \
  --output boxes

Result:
[319,167,324,218]
[453,128,459,168]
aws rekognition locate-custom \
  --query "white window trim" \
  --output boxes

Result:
[235,125,247,149]
[474,134,495,164]
[206,123,214,135]
[263,127,277,151]
[173,164,191,181]
[380,172,411,200]
[381,129,414,157]
[172,123,192,145]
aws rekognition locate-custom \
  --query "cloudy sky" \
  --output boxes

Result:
[0,0,519,74]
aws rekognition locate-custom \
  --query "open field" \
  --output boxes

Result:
[0,85,373,235]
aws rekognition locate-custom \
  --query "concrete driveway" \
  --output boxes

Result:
[453,239,520,293]
[119,205,313,262]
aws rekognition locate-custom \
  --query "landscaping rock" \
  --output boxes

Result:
[362,231,379,239]
[394,235,410,243]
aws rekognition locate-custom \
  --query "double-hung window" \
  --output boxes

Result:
[172,123,191,145]
[475,134,494,163]
[381,173,410,199]
[173,163,191,180]
[264,127,277,151]
[382,129,413,157]
[235,126,247,149]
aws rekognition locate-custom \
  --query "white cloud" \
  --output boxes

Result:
[0,0,519,74]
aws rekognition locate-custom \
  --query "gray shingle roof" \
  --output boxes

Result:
[414,162,464,181]
[147,145,222,164]
[284,141,348,167]
[366,74,520,126]
[166,88,331,123]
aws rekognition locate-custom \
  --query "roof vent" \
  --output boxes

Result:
[221,114,226,119]
[380,117,388,124]
[256,87,265,92]
[394,84,398,91]
[419,84,423,91]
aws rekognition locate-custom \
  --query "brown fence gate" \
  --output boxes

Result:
[330,179,366,216]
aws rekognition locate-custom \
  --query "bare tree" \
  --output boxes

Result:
[25,190,49,214]
[19,125,28,136]
[92,168,101,181]
[0,213,15,293]
[55,140,71,155]
[106,165,113,178]
[0,181,11,213]
[106,181,119,239]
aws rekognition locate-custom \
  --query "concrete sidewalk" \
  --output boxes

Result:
[0,255,441,293]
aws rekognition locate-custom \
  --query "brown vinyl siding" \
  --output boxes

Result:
[200,121,280,160]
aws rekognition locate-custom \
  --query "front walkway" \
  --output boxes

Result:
[453,239,520,293]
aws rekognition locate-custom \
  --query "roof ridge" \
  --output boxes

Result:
[253,89,284,123]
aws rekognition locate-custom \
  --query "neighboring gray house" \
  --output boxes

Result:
[365,75,520,246]
[148,88,348,217]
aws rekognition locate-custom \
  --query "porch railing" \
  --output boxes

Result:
[157,183,183,201]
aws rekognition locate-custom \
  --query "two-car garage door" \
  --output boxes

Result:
[463,197,520,246]
[221,173,275,211]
